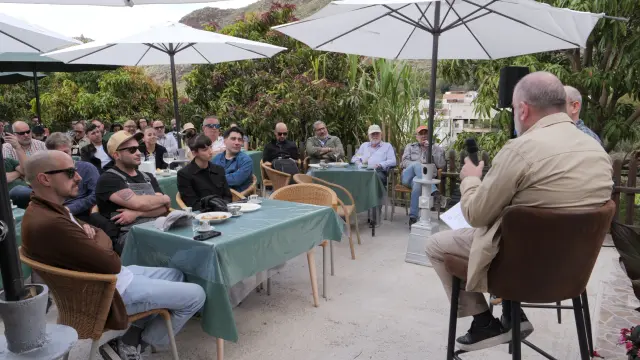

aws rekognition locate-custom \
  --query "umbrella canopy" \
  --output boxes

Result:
[0,12,79,52]
[272,0,604,162]
[44,21,287,133]
[0,0,218,5]
[0,52,119,72]
[0,71,45,84]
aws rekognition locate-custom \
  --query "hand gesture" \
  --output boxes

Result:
[460,157,484,180]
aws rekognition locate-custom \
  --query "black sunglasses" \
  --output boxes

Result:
[117,146,140,154]
[204,123,221,129]
[154,126,165,130]
[44,167,76,179]
[277,132,288,136]
[15,130,31,135]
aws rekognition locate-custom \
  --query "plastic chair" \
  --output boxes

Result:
[293,174,358,268]
[269,184,338,305]
[19,248,180,360]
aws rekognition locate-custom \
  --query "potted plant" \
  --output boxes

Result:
[620,326,640,359]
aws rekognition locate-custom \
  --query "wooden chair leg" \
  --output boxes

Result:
[345,214,355,259]
[160,310,179,360]
[306,250,319,307]
[391,188,396,222]
[447,276,461,360]
[354,211,362,245]
[216,338,224,360]
[323,244,328,299]
[404,192,408,216]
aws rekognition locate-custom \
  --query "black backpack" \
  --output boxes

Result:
[273,158,299,176]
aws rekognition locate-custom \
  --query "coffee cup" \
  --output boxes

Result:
[228,205,241,216]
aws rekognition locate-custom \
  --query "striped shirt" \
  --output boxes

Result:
[2,140,46,160]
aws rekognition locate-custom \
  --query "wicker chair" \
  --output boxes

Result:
[302,157,311,173]
[261,163,291,193]
[230,189,246,202]
[19,248,179,360]
[260,160,274,197]
[269,184,338,305]
[241,174,258,198]
[176,192,187,209]
[293,174,358,265]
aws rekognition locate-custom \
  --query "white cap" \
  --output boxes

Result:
[368,124,382,135]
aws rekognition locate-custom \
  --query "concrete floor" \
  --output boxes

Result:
[10,209,624,359]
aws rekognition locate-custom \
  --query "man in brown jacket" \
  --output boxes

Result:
[21,150,205,359]
[425,72,613,352]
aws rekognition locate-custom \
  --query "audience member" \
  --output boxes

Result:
[401,125,446,225]
[564,85,603,146]
[305,121,345,164]
[32,125,47,142]
[212,127,253,192]
[80,123,113,173]
[202,115,225,155]
[351,124,396,185]
[178,135,232,210]
[21,150,205,359]
[2,121,46,160]
[263,122,299,163]
[229,122,250,149]
[139,127,168,170]
[154,120,178,154]
[123,120,137,135]
[110,123,123,133]
[137,118,148,133]
[424,72,613,351]
[4,132,28,208]
[95,130,170,251]
[71,121,90,157]
[91,119,111,142]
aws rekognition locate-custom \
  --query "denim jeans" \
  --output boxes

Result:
[120,266,206,347]
[9,185,32,209]
[401,162,437,218]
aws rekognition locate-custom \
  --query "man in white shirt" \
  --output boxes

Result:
[80,123,112,173]
[153,120,178,154]
[351,124,396,185]
[202,115,225,155]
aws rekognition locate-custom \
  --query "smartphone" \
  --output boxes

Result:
[193,230,221,241]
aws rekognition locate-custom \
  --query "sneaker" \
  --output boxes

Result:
[409,216,418,226]
[456,318,512,352]
[501,311,535,340]
[111,339,142,360]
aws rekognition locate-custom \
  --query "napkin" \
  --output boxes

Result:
[154,210,192,232]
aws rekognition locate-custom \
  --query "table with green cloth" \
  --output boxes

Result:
[244,150,263,185]
[0,208,31,289]
[309,165,385,213]
[121,199,343,342]
[156,174,179,208]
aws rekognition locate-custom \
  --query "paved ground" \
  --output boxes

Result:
[5,208,630,359]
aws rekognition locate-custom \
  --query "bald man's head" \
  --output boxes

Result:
[512,71,567,135]
[274,122,288,142]
[26,151,80,202]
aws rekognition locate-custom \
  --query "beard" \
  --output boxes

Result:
[370,139,381,145]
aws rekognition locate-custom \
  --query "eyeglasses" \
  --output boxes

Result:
[124,125,136,129]
[44,167,76,179]
[117,146,140,154]
[277,132,288,136]
[315,127,327,132]
[204,123,221,129]
[154,126,165,130]
[15,130,31,135]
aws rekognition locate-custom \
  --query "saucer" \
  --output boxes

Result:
[231,212,243,217]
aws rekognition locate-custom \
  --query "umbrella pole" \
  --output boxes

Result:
[168,47,182,146]
[0,154,24,301]
[426,1,441,163]
[33,70,42,123]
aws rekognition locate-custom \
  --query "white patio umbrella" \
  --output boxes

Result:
[44,21,287,132]
[0,11,79,52]
[272,0,609,161]
[0,0,218,5]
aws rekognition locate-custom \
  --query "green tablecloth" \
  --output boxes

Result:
[245,150,263,185]
[156,175,179,209]
[121,199,343,342]
[310,165,385,212]
[0,208,31,289]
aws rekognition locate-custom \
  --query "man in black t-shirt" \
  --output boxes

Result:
[95,131,170,231]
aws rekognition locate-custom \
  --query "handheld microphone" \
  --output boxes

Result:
[464,138,479,166]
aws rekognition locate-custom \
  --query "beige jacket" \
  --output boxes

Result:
[460,113,613,292]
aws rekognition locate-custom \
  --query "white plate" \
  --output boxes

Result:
[328,162,348,167]
[308,164,321,169]
[236,203,261,213]
[196,212,232,223]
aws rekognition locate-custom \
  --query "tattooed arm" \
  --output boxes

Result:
[108,188,170,212]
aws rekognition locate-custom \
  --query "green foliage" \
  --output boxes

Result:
[0,82,33,121]
[440,0,640,153]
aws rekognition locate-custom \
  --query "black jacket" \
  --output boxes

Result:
[138,143,168,170]
[80,141,113,174]
[177,160,232,211]
[263,139,299,163]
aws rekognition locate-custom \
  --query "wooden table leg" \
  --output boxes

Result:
[216,338,224,360]
[306,250,320,307]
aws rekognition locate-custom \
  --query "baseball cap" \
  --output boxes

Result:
[32,125,45,135]
[415,125,428,134]
[368,124,382,135]
[107,130,143,156]
[180,122,196,135]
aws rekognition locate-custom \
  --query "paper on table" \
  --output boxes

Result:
[440,203,471,230]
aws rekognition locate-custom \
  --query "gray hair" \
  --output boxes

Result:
[45,132,72,150]
[313,121,326,130]
[564,85,582,106]
[12,121,28,131]
[513,71,567,111]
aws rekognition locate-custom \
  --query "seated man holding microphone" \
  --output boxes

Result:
[425,72,613,351]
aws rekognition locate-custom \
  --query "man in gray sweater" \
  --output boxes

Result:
[305,121,345,164]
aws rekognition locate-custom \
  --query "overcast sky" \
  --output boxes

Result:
[0,0,258,41]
